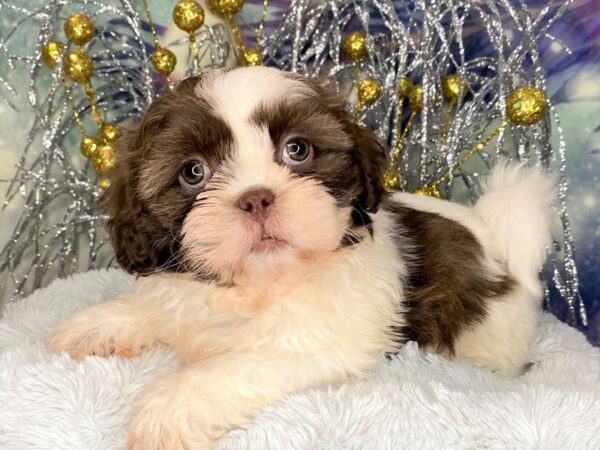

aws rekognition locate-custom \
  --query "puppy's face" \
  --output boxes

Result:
[103,67,385,282]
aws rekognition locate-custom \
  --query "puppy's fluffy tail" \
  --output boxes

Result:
[475,161,555,293]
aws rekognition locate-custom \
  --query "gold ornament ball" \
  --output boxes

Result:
[100,122,121,143]
[80,136,99,158]
[397,77,413,99]
[409,84,423,111]
[357,78,382,105]
[64,13,95,46]
[506,86,547,126]
[343,31,368,63]
[63,49,93,84]
[207,0,245,17]
[100,178,111,189]
[41,40,65,69]
[151,46,177,76]
[93,144,116,174]
[241,47,263,67]
[173,0,205,33]
[383,171,400,190]
[442,74,468,104]
[413,185,443,199]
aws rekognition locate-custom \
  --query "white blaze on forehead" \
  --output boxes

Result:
[194,67,310,123]
[194,67,312,194]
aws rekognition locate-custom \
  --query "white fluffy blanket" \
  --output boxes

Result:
[1,270,599,449]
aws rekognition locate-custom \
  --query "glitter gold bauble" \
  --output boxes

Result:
[343,31,368,63]
[93,144,116,174]
[151,46,177,75]
[173,0,205,33]
[207,0,245,17]
[100,178,111,189]
[357,78,381,105]
[100,123,121,143]
[409,84,423,111]
[80,136,99,158]
[63,49,93,84]
[442,74,468,104]
[397,77,413,99]
[241,47,263,66]
[41,40,64,69]
[506,86,547,126]
[64,13,95,46]
[413,185,443,199]
[384,171,400,190]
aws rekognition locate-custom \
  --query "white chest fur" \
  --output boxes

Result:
[133,211,406,373]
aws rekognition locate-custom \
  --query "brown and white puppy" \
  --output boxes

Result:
[48,67,554,449]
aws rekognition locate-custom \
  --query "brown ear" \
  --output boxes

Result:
[100,126,177,274]
[303,76,387,213]
[346,121,387,213]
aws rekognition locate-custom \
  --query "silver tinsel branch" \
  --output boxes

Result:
[0,0,588,326]
[0,0,229,300]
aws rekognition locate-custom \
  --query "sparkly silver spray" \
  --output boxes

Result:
[0,0,587,326]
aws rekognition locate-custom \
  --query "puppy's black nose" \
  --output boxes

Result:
[237,188,275,220]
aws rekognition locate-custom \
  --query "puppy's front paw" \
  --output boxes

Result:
[127,375,215,450]
[48,306,150,360]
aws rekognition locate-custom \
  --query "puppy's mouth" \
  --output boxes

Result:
[251,231,287,254]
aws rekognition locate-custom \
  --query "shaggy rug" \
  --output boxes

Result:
[0,269,599,449]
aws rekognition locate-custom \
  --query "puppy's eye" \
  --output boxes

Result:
[179,160,212,190]
[282,139,313,166]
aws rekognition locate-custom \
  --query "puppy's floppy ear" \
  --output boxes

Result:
[100,126,168,274]
[345,120,387,213]
[304,76,387,213]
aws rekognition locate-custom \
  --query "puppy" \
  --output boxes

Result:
[49,66,554,449]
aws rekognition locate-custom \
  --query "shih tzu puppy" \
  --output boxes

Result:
[49,66,554,449]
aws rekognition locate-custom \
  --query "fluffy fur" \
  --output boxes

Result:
[48,67,554,449]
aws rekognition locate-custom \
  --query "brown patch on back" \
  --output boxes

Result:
[385,201,514,354]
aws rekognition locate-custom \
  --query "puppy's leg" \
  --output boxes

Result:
[48,293,159,359]
[127,351,352,449]
[48,273,216,359]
